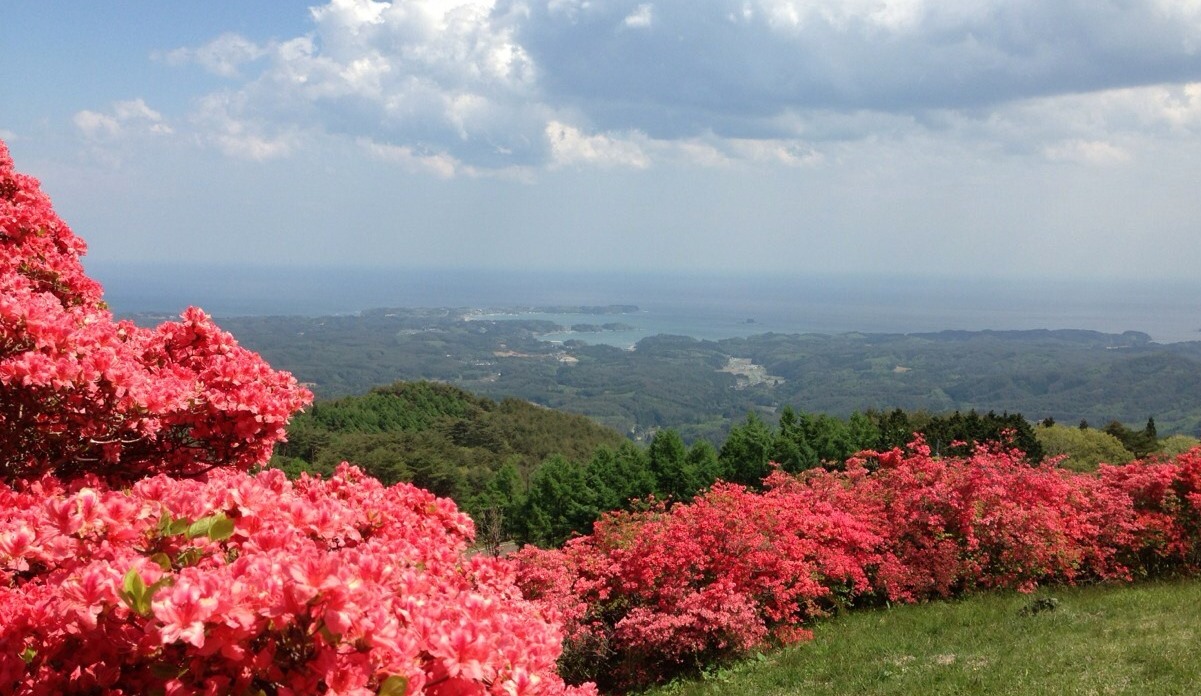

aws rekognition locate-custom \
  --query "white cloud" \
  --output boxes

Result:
[752,0,938,33]
[1141,83,1201,131]
[216,133,297,161]
[154,0,1201,175]
[623,4,654,29]
[666,139,734,167]
[162,33,268,78]
[358,137,462,178]
[113,100,172,133]
[939,81,1201,161]
[310,0,389,32]
[1043,139,1131,166]
[0,129,15,142]
[192,93,298,161]
[725,138,823,166]
[546,121,650,168]
[164,0,547,170]
[637,133,824,168]
[74,111,122,140]
[74,99,172,141]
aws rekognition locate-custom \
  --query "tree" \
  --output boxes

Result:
[1105,419,1159,459]
[772,406,818,473]
[807,413,854,466]
[1035,423,1135,472]
[1158,434,1201,457]
[648,429,698,500]
[468,459,527,554]
[685,440,722,492]
[871,408,918,449]
[523,455,598,546]
[847,411,882,453]
[720,411,776,487]
[586,442,655,512]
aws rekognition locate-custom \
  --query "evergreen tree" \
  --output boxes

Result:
[772,406,818,473]
[648,429,697,501]
[847,411,882,452]
[587,443,655,511]
[467,460,527,554]
[1105,419,1158,458]
[872,408,916,450]
[521,455,598,547]
[807,413,854,466]
[720,412,775,487]
[685,440,722,493]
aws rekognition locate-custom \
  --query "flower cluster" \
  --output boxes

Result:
[1,141,310,484]
[515,440,1201,691]
[1,465,592,695]
[0,139,591,695]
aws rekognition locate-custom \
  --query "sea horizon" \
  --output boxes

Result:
[86,261,1201,346]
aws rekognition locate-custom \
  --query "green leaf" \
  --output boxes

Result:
[119,568,153,616]
[150,552,173,571]
[123,567,147,598]
[157,509,190,537]
[184,513,234,541]
[378,675,409,696]
[175,547,202,568]
[149,575,175,594]
[207,515,235,541]
[185,515,214,539]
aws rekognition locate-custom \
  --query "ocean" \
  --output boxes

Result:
[87,262,1201,346]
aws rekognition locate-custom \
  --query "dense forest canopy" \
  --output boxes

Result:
[272,380,623,500]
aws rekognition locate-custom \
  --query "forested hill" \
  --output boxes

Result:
[209,309,1201,441]
[272,380,624,499]
[270,379,1200,550]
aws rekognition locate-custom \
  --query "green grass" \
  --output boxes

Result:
[642,579,1201,696]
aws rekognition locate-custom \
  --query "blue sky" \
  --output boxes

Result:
[4,1,1201,279]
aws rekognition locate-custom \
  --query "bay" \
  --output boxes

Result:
[87,262,1201,345]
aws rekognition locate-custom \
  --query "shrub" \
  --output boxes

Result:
[515,440,1201,691]
[0,139,593,696]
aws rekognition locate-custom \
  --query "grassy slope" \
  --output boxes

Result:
[644,579,1201,696]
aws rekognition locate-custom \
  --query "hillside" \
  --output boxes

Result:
[272,380,624,502]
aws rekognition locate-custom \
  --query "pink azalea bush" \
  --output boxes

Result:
[515,439,1201,691]
[1,465,585,695]
[0,139,592,696]
[0,141,308,484]
[1098,449,1201,571]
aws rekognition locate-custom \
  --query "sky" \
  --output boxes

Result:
[4,0,1201,281]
